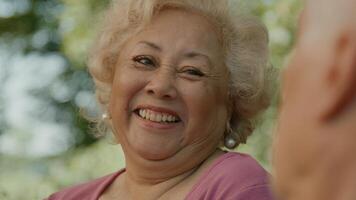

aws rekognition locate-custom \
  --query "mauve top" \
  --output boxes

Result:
[46,152,275,200]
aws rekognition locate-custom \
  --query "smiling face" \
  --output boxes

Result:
[108,9,229,166]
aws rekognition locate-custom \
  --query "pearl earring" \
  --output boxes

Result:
[224,134,237,149]
[102,113,111,120]
[224,122,237,149]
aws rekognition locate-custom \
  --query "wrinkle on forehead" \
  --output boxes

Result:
[143,9,224,63]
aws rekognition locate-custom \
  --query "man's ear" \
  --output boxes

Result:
[321,34,356,120]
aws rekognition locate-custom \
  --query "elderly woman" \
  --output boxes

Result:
[47,0,274,199]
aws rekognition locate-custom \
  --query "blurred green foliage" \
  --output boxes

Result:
[0,0,302,199]
[0,141,124,200]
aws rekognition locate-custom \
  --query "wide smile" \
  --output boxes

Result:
[133,108,181,124]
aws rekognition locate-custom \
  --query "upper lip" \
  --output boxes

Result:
[134,105,181,119]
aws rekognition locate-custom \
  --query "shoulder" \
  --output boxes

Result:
[214,152,270,183]
[186,152,275,200]
[45,170,123,200]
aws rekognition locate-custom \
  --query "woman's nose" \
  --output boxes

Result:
[144,69,178,99]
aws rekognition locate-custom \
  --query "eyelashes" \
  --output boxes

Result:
[133,55,156,68]
[131,55,207,78]
[179,67,205,77]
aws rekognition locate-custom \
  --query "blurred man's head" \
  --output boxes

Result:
[273,0,356,199]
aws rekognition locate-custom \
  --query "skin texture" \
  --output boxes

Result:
[273,0,356,200]
[102,9,230,200]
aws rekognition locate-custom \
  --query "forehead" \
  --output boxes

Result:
[148,9,218,38]
[151,9,219,47]
[126,9,224,66]
[122,9,227,70]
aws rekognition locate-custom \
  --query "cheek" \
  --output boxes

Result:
[182,82,212,110]
[109,67,145,124]
[181,81,228,131]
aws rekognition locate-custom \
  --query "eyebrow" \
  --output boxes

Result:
[137,40,213,67]
[183,51,211,62]
[137,41,162,51]
[183,51,215,70]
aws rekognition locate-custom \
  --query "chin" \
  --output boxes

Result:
[132,142,181,161]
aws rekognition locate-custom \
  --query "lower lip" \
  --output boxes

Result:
[133,113,181,130]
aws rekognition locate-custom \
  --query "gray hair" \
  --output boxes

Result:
[88,0,274,148]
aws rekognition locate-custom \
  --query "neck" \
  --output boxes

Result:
[123,142,222,180]
[121,148,224,199]
[123,166,196,199]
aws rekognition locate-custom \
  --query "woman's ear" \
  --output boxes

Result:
[320,34,356,120]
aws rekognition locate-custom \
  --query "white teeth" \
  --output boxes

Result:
[155,114,162,122]
[162,115,167,121]
[137,109,179,123]
[149,113,155,121]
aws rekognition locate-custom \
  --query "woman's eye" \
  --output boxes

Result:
[183,68,205,77]
[133,56,155,67]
